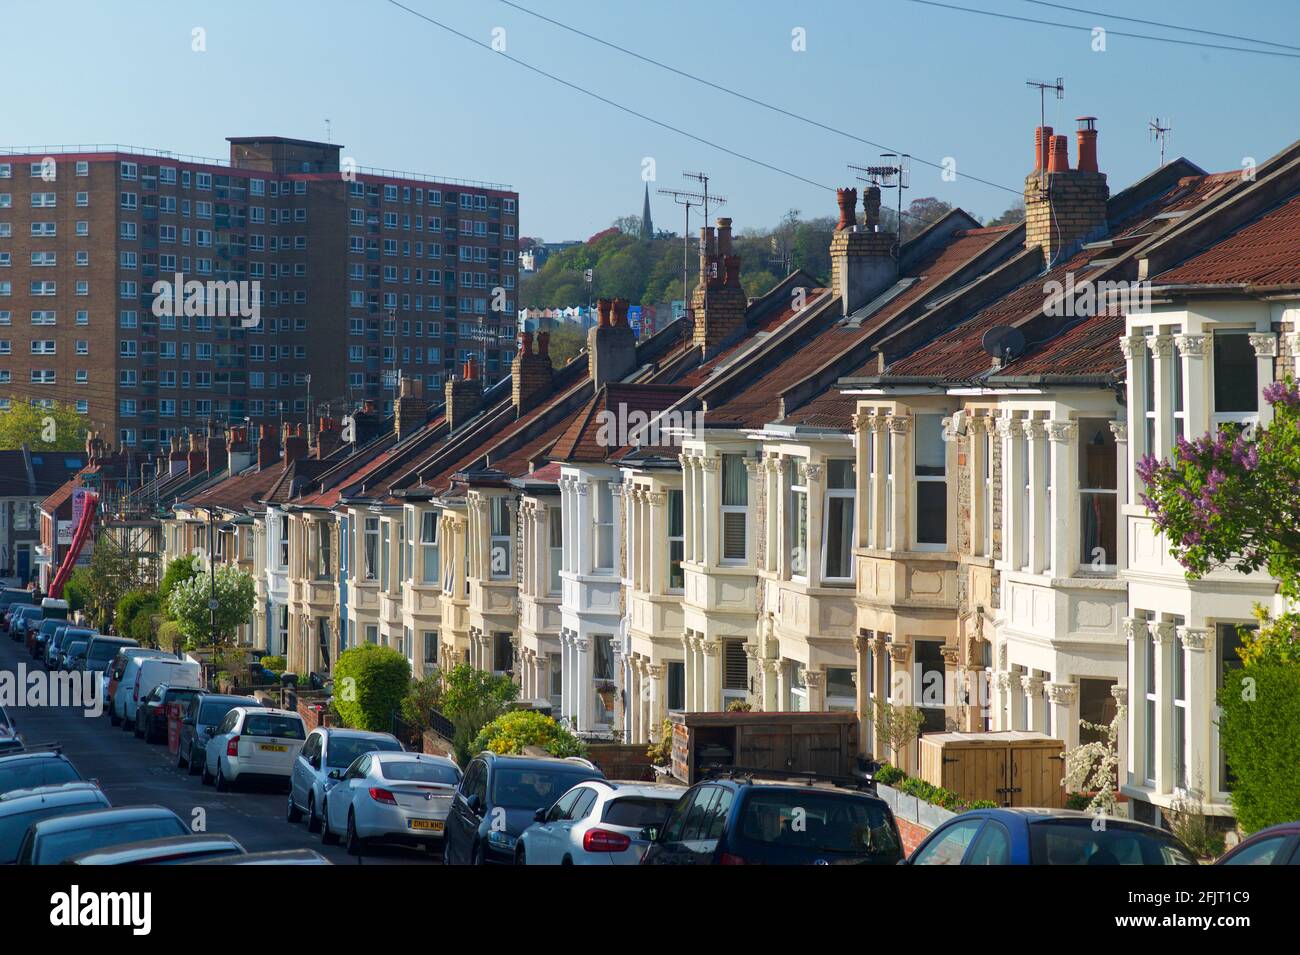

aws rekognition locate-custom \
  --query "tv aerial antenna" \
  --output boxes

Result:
[848,156,908,249]
[658,188,727,318]
[1027,77,1065,186]
[1149,117,1173,167]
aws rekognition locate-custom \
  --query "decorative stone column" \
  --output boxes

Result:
[1022,673,1045,734]
[1249,333,1278,426]
[680,633,695,713]
[1110,684,1129,791]
[869,417,888,550]
[646,664,665,738]
[1122,617,1143,787]
[1046,420,1077,577]
[992,671,1014,732]
[761,659,780,712]
[1024,420,1047,575]
[1108,421,1129,570]
[940,644,960,728]
[887,417,911,551]
[701,639,722,712]
[998,416,1024,569]
[700,456,721,568]
[870,637,888,739]
[804,462,825,588]
[887,643,914,771]
[1149,620,1175,795]
[1046,680,1080,749]
[1147,335,1175,462]
[853,634,871,755]
[1175,334,1208,442]
[1119,334,1148,502]
[1177,625,1213,800]
[574,636,593,733]
[1009,668,1027,731]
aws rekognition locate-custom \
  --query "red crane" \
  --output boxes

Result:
[49,490,98,599]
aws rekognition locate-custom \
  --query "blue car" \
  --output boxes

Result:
[905,808,1199,865]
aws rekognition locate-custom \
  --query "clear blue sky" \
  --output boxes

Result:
[2,0,1296,240]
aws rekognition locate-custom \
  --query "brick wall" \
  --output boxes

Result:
[896,816,931,856]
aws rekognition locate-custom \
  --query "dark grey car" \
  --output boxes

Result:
[177,693,264,775]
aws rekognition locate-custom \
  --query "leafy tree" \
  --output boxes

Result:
[159,556,200,602]
[85,538,158,630]
[400,672,444,736]
[985,200,1025,227]
[0,399,90,451]
[166,564,256,649]
[1062,707,1125,815]
[63,567,92,614]
[332,644,412,732]
[538,322,586,368]
[438,662,518,721]
[472,710,587,758]
[114,589,160,645]
[873,699,924,766]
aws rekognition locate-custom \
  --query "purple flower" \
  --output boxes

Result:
[1263,380,1300,408]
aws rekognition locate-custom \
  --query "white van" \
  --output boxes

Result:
[116,656,202,727]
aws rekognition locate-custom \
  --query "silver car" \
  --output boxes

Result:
[202,707,307,791]
[287,727,404,833]
[321,752,461,856]
[0,783,111,864]
[515,780,684,865]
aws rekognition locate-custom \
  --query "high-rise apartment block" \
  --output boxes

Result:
[0,137,520,451]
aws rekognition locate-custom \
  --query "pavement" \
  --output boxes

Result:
[0,631,436,865]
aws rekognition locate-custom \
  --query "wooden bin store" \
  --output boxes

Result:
[919,731,1065,809]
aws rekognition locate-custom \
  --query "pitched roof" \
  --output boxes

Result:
[1154,193,1300,288]
[550,383,690,463]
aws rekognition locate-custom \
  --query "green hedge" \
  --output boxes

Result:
[874,762,998,812]
[1218,662,1300,833]
[332,644,411,732]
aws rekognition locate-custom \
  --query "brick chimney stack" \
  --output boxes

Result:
[187,433,206,476]
[444,357,485,432]
[283,422,309,469]
[316,417,342,459]
[256,424,280,470]
[829,189,897,317]
[690,217,748,355]
[395,375,429,439]
[205,427,229,475]
[512,329,554,414]
[1024,118,1110,268]
[169,435,188,476]
[226,425,253,473]
[588,297,638,388]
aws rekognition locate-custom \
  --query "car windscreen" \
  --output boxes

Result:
[603,796,677,828]
[86,642,126,665]
[0,798,106,863]
[64,639,90,656]
[198,701,246,725]
[491,768,599,810]
[380,761,461,785]
[0,759,81,796]
[241,714,305,739]
[736,790,900,858]
[1029,821,1198,865]
[36,815,188,864]
[162,688,201,705]
[326,736,403,768]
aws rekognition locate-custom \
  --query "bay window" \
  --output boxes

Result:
[489,496,511,579]
[548,507,563,594]
[363,517,379,581]
[420,510,439,584]
[315,521,331,579]
[667,489,685,592]
[1078,419,1118,570]
[915,414,947,547]
[721,454,748,562]
[788,459,808,578]
[1212,330,1258,427]
[822,459,855,583]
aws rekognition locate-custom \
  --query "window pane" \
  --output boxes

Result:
[825,496,853,578]
[722,454,747,506]
[827,459,854,489]
[915,415,946,476]
[1213,332,1258,413]
[916,481,947,545]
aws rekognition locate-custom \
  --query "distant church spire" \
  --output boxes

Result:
[640,182,654,239]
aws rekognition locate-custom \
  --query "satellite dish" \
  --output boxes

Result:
[982,325,1026,362]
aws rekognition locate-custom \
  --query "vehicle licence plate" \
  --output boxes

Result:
[259,743,287,752]
[409,819,444,832]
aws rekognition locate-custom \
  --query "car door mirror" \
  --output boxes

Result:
[639,826,659,843]
[309,755,321,770]
[533,807,548,823]
[466,794,482,816]
[328,769,341,780]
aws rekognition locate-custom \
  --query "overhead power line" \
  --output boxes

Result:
[906,0,1300,59]
[1019,1,1300,53]
[496,0,1021,197]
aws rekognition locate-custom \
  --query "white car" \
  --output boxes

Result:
[202,707,306,792]
[321,752,461,856]
[515,780,685,865]
[288,727,404,833]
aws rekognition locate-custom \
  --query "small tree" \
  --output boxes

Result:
[332,644,412,732]
[167,565,256,649]
[159,556,200,602]
[0,399,89,451]
[873,700,924,766]
[438,662,518,721]
[1062,706,1125,816]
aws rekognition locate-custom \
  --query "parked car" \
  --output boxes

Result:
[0,751,82,797]
[904,808,1199,865]
[0,783,111,864]
[320,752,461,855]
[106,647,173,722]
[43,625,78,669]
[11,607,42,646]
[116,655,200,729]
[63,833,246,865]
[31,618,65,658]
[177,693,265,774]
[516,779,684,865]
[188,848,332,865]
[443,753,605,865]
[1215,822,1300,865]
[3,602,36,638]
[135,683,203,743]
[15,805,189,865]
[201,707,307,792]
[640,773,902,866]
[82,635,136,679]
[58,634,93,671]
[288,727,404,833]
[0,588,33,618]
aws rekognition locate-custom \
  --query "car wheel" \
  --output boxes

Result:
[442,839,452,866]
[201,760,213,786]
[515,845,527,866]
[187,748,202,776]
[320,801,339,845]
[306,795,321,833]
[177,748,187,770]
[215,762,230,793]
[345,811,363,856]
[287,793,303,823]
